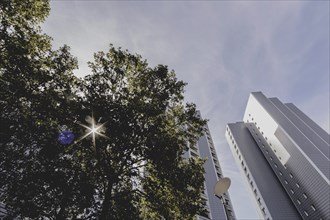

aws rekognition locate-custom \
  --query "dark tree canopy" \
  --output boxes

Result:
[0,0,208,219]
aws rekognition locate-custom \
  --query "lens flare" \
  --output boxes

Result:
[75,114,108,147]
[58,131,75,145]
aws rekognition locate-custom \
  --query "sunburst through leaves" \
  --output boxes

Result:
[76,114,108,147]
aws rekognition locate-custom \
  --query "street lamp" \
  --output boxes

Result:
[214,177,231,219]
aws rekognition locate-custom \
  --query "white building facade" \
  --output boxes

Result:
[226,92,329,220]
[186,112,236,220]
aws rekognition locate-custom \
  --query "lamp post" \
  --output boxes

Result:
[214,177,231,220]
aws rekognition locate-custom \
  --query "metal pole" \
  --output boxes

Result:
[215,194,230,220]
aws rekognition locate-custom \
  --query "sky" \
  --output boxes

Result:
[42,1,329,219]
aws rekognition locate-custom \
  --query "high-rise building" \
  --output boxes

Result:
[186,112,236,220]
[225,92,329,220]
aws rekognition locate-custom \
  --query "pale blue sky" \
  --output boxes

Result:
[42,1,329,219]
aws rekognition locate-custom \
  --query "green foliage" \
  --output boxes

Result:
[141,158,207,219]
[80,46,207,219]
[0,1,208,219]
[1,1,90,218]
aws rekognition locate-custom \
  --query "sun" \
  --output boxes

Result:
[75,114,108,147]
[91,127,98,133]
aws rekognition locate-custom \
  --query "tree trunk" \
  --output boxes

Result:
[100,181,114,219]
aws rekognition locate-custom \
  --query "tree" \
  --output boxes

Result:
[0,0,208,219]
[78,46,207,219]
[1,0,93,218]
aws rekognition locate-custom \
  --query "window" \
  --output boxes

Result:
[274,149,276,153]
[191,151,198,158]
[262,208,266,215]
[258,139,261,142]
[290,189,294,194]
[303,193,308,199]
[254,189,257,195]
[241,161,244,167]
[249,114,251,117]
[266,150,269,154]
[279,171,283,176]
[304,211,309,217]
[290,173,294,178]
[236,149,239,154]
[297,199,301,205]
[311,205,316,211]
[244,167,247,173]
[274,163,278,168]
[257,198,261,204]
[262,145,265,148]
[234,145,237,149]
[247,174,250,179]
[270,157,273,161]
[284,180,288,184]
[279,157,282,160]
[296,183,300,188]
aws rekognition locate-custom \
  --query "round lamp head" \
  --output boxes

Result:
[214,177,231,196]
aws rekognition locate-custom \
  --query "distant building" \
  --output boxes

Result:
[186,112,236,220]
[226,92,329,220]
